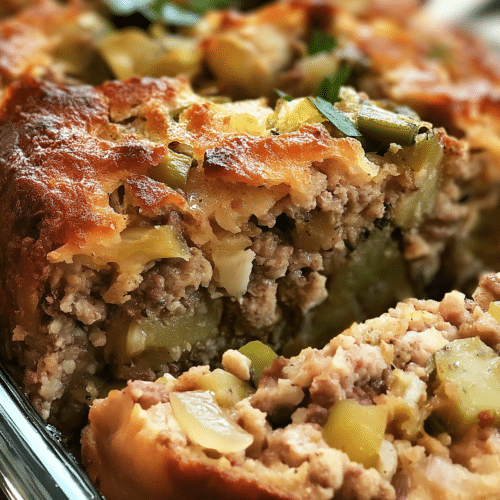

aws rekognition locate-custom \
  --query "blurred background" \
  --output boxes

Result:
[425,0,500,48]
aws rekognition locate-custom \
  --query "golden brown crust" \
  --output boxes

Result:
[0,77,165,252]
[0,0,88,85]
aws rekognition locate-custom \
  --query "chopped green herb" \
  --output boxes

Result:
[188,0,234,14]
[307,65,360,137]
[274,89,293,101]
[308,29,337,55]
[315,64,351,103]
[308,96,361,137]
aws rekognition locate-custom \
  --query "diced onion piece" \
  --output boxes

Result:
[323,399,388,469]
[239,341,277,384]
[489,301,500,323]
[170,391,254,453]
[211,235,255,297]
[387,369,427,439]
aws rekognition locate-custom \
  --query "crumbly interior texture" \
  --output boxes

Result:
[0,71,484,431]
[82,272,500,500]
[0,0,499,435]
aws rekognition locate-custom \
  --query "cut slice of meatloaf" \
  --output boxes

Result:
[81,272,500,500]
[0,74,486,431]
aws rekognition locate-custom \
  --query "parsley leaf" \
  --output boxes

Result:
[308,96,361,137]
[308,29,337,55]
[315,64,351,103]
[187,0,234,14]
[274,89,293,101]
[307,65,360,137]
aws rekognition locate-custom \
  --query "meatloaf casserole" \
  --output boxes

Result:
[82,272,500,500]
[99,0,500,177]
[97,0,500,283]
[0,68,486,432]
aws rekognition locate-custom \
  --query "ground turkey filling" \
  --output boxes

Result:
[82,272,500,500]
[0,75,487,433]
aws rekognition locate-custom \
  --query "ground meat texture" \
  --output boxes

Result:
[0,72,488,434]
[83,272,500,500]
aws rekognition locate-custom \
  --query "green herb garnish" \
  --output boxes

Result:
[315,64,350,103]
[308,29,337,55]
[307,65,361,137]
[104,0,152,15]
[107,0,235,26]
[308,96,361,137]
[274,89,293,101]
[188,0,234,14]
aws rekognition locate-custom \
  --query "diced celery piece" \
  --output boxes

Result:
[357,104,421,146]
[293,210,338,252]
[149,150,192,190]
[311,226,414,345]
[323,399,388,468]
[394,134,444,229]
[433,337,500,435]
[170,390,254,453]
[106,297,222,363]
[238,341,278,384]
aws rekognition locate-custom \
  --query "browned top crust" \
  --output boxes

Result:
[0,77,165,253]
[0,0,93,85]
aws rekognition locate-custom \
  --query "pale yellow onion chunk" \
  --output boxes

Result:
[169,391,254,453]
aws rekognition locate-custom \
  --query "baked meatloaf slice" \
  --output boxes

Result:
[97,0,500,288]
[81,272,500,500]
[0,74,484,431]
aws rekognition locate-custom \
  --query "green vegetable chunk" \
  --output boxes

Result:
[433,337,500,435]
[238,341,278,384]
[393,134,444,229]
[357,104,421,146]
[149,150,192,190]
[106,297,222,364]
[323,400,388,469]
